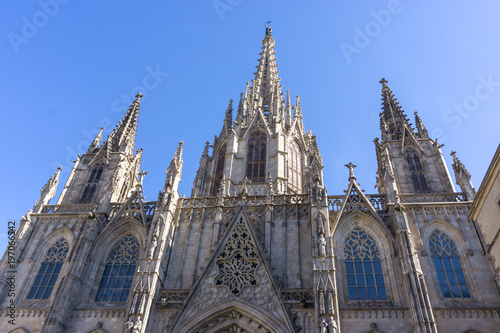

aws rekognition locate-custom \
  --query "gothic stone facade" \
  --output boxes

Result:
[1,27,500,333]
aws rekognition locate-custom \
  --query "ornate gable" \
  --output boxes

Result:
[103,190,152,234]
[170,207,294,333]
[334,166,382,227]
[401,124,423,153]
[244,108,271,138]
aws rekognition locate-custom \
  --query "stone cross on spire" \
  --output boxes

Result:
[136,170,148,192]
[265,21,272,36]
[138,170,148,184]
[345,162,357,181]
[379,77,388,86]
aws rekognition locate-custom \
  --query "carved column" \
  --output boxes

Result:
[393,203,437,333]
[311,186,340,333]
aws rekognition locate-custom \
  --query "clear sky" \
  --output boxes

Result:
[1,1,500,251]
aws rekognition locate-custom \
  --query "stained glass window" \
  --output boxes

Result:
[344,227,387,301]
[27,239,69,300]
[95,234,139,303]
[212,143,226,196]
[246,131,267,183]
[405,149,428,193]
[429,230,470,298]
[288,140,303,193]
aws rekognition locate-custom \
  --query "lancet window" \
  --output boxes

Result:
[27,238,69,299]
[246,131,267,183]
[344,227,387,301]
[95,234,139,303]
[429,229,470,298]
[212,143,226,196]
[288,140,303,193]
[405,149,428,193]
[80,164,104,203]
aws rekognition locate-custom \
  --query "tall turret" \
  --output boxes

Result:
[451,150,476,200]
[190,24,324,197]
[33,167,61,213]
[56,93,144,205]
[375,79,455,198]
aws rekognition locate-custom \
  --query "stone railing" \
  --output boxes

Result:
[182,193,309,208]
[108,201,156,221]
[41,204,99,214]
[432,308,500,319]
[398,193,468,204]
[71,309,127,318]
[340,308,409,319]
[0,308,48,318]
[328,194,387,213]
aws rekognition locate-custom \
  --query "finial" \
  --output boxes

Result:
[344,162,357,181]
[379,78,388,86]
[203,141,210,157]
[135,92,143,100]
[265,21,272,36]
[138,170,148,184]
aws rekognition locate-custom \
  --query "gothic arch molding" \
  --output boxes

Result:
[333,212,401,305]
[83,218,146,303]
[29,226,74,263]
[420,218,467,251]
[243,110,272,140]
[97,215,147,251]
[9,328,29,333]
[172,299,288,333]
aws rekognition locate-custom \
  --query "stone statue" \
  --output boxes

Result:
[318,232,327,257]
[132,317,142,333]
[147,234,158,259]
[329,319,337,333]
[124,319,134,332]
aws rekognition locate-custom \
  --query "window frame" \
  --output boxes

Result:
[19,233,72,304]
[80,163,104,203]
[245,131,267,183]
[94,234,140,304]
[427,228,472,300]
[404,148,429,193]
[26,238,69,300]
[287,139,303,193]
[212,143,227,196]
[343,227,388,302]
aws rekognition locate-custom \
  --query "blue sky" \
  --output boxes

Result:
[1,1,500,251]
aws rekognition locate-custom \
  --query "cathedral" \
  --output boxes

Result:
[1,25,500,333]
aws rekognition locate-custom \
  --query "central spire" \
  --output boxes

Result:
[250,22,283,121]
[379,78,413,141]
[112,92,142,152]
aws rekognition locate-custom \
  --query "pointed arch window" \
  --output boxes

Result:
[80,164,104,203]
[405,149,428,193]
[429,230,470,298]
[246,131,267,183]
[288,140,303,193]
[212,143,226,196]
[344,227,387,301]
[27,238,69,299]
[95,234,139,303]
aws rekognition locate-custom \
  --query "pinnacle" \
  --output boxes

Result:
[345,162,357,181]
